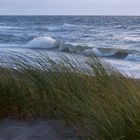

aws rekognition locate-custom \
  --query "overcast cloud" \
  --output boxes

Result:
[0,0,140,15]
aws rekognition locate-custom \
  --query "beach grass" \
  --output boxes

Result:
[0,53,140,140]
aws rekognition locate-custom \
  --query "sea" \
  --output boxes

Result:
[0,16,140,78]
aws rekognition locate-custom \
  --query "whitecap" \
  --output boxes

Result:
[26,36,59,49]
[61,23,78,28]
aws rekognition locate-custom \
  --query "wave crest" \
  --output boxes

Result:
[61,23,78,28]
[59,43,90,53]
[26,36,140,61]
[26,36,59,49]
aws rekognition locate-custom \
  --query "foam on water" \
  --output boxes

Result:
[48,23,81,31]
[61,23,78,28]
[0,43,19,48]
[25,36,140,62]
[26,36,59,49]
[123,35,140,43]
[125,53,140,61]
[0,25,14,29]
[83,48,117,57]
[0,16,140,78]
[0,25,23,30]
[105,58,140,79]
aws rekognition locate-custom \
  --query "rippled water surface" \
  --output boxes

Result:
[0,16,140,78]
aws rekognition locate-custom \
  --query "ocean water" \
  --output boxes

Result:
[0,16,140,78]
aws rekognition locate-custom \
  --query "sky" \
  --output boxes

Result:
[0,0,140,15]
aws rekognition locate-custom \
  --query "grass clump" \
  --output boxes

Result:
[0,53,140,140]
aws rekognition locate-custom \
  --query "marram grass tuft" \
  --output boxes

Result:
[0,53,140,140]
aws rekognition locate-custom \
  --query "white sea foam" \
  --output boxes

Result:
[47,23,78,31]
[125,53,140,61]
[0,25,23,30]
[123,35,140,43]
[83,48,117,57]
[26,36,59,49]
[0,43,19,48]
[25,37,130,58]
[105,58,140,79]
[0,25,14,29]
[61,23,78,28]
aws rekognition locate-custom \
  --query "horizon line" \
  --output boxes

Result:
[0,14,140,16]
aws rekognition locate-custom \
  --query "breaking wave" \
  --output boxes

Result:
[83,48,130,59]
[59,42,90,53]
[26,36,60,49]
[26,36,140,61]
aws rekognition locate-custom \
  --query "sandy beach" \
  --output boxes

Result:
[0,119,81,140]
